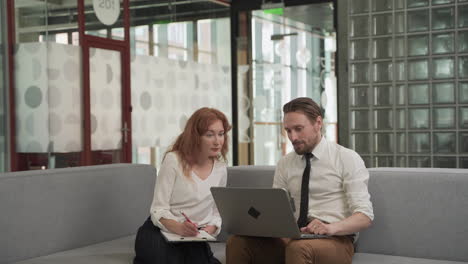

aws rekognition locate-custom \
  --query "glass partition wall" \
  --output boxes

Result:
[346,0,468,168]
[235,3,336,165]
[128,1,232,168]
[8,0,231,171]
[13,0,83,170]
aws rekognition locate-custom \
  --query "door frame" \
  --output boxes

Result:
[78,0,132,165]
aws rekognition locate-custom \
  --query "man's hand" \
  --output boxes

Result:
[201,225,218,235]
[300,213,372,236]
[300,219,338,236]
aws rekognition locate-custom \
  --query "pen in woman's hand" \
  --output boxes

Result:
[181,211,198,230]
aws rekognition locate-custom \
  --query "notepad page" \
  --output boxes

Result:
[161,230,216,242]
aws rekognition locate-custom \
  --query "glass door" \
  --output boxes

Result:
[236,3,336,165]
[87,45,126,164]
[80,0,131,165]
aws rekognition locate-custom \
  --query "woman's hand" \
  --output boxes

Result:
[201,225,218,235]
[160,218,199,237]
[176,221,199,237]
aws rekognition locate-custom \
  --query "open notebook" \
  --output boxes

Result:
[161,230,217,243]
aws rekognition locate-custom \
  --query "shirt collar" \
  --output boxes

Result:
[311,136,326,160]
[296,136,326,161]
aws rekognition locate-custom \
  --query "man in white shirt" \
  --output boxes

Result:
[226,97,374,264]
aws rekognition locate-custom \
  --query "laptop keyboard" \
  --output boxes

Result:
[300,233,329,239]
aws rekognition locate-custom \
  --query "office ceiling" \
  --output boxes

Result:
[283,3,334,32]
[14,0,333,35]
[15,0,231,34]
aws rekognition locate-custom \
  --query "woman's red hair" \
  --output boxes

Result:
[166,107,232,177]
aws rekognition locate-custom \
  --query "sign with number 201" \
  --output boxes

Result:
[93,0,120,26]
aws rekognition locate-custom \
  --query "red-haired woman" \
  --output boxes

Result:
[134,107,231,264]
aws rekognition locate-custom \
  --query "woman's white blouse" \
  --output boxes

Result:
[150,152,227,236]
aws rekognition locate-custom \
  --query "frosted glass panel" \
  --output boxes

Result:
[374,85,392,105]
[374,109,393,129]
[460,82,468,103]
[397,109,406,129]
[458,31,468,53]
[434,132,455,153]
[409,132,430,153]
[408,10,429,32]
[432,33,454,54]
[373,38,392,59]
[433,58,454,79]
[433,0,454,4]
[351,133,370,153]
[408,0,429,7]
[350,0,369,14]
[409,156,430,167]
[351,110,370,129]
[372,14,393,35]
[397,133,406,152]
[461,157,468,168]
[374,156,394,167]
[395,0,405,9]
[90,48,122,151]
[372,0,392,11]
[395,61,406,81]
[409,108,429,128]
[460,107,468,128]
[408,60,428,80]
[395,12,405,33]
[434,157,456,168]
[459,56,468,78]
[373,61,393,82]
[432,7,454,30]
[351,63,370,83]
[433,83,454,103]
[433,108,455,128]
[394,37,405,57]
[350,16,370,37]
[408,84,429,104]
[350,39,369,60]
[396,85,406,105]
[396,156,406,167]
[351,86,370,106]
[374,133,393,153]
[459,5,468,28]
[408,35,428,56]
[460,133,468,153]
[15,43,83,153]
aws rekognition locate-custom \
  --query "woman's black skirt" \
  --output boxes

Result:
[133,217,221,264]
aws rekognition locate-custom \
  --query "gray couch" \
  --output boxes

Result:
[1,164,468,264]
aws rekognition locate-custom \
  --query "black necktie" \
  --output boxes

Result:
[297,152,313,228]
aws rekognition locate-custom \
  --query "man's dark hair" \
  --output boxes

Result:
[283,97,323,123]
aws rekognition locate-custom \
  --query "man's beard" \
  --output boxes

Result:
[293,141,311,155]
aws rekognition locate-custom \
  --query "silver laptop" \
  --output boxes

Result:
[211,187,329,239]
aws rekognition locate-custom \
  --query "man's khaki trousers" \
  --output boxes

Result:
[226,235,354,264]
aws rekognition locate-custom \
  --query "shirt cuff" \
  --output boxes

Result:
[151,210,180,232]
[207,217,223,237]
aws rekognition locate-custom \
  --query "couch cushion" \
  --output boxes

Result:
[357,168,468,262]
[353,253,468,264]
[0,164,155,264]
[209,242,226,264]
[12,236,135,264]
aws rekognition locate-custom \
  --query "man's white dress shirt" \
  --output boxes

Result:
[273,137,374,225]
